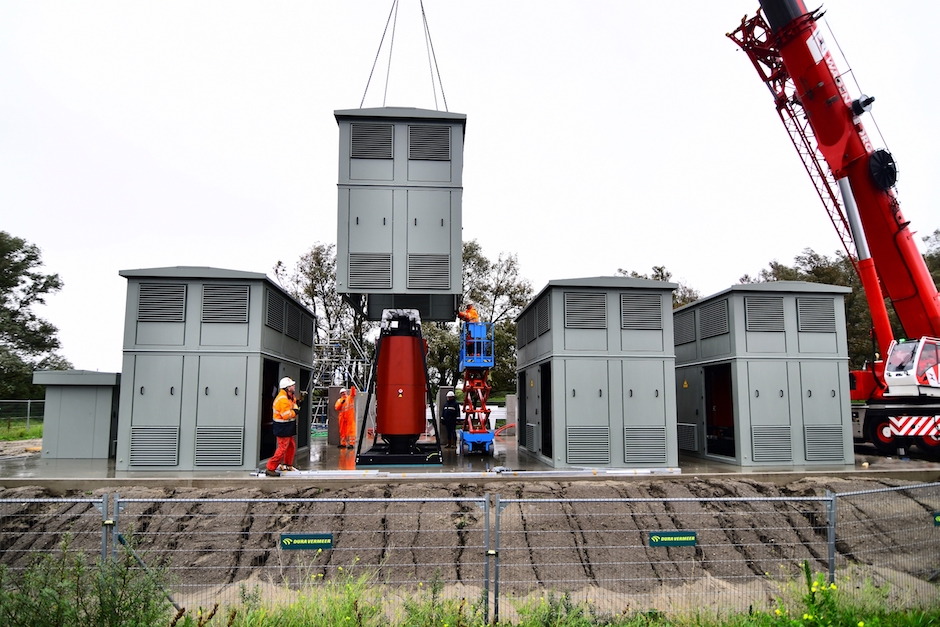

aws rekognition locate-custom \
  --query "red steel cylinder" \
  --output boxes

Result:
[375,334,426,436]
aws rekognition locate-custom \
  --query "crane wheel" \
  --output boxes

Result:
[865,414,911,455]
[915,435,940,461]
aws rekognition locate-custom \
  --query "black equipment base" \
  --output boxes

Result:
[356,442,443,466]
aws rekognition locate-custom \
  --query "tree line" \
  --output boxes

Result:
[0,232,72,399]
[3,228,939,399]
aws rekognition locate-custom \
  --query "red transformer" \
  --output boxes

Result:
[729,0,940,458]
[357,310,443,465]
[375,329,426,438]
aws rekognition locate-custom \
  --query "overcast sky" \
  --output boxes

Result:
[2,0,938,374]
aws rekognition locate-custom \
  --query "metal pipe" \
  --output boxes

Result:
[839,177,895,356]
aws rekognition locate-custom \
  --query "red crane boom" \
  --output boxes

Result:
[730,0,940,342]
[729,0,940,458]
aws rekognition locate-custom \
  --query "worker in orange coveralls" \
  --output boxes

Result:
[334,386,358,449]
[265,377,300,477]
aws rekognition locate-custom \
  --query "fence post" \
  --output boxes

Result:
[483,493,491,625]
[826,490,837,583]
[492,492,504,625]
[112,491,123,560]
[95,493,110,562]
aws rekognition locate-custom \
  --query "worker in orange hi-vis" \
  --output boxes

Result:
[265,377,300,476]
[457,303,481,355]
[457,303,480,323]
[334,386,358,449]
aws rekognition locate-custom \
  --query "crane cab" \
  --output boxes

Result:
[882,338,940,398]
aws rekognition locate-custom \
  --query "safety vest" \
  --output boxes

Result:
[273,390,297,423]
[458,306,480,323]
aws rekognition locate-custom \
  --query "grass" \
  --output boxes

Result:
[0,419,43,441]
[3,538,938,627]
[172,564,940,626]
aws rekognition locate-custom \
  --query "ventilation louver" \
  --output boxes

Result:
[202,285,249,323]
[525,423,537,453]
[407,254,450,289]
[746,296,785,332]
[138,284,186,322]
[265,290,284,332]
[700,300,729,339]
[285,305,301,339]
[621,293,662,330]
[625,427,667,463]
[798,298,836,333]
[526,311,537,343]
[129,426,179,466]
[517,318,527,348]
[674,311,695,345]
[677,423,698,451]
[567,426,610,465]
[564,293,607,329]
[349,253,392,289]
[409,125,450,161]
[301,314,314,346]
[805,425,844,461]
[195,427,244,466]
[536,298,550,336]
[752,425,792,462]
[351,123,393,159]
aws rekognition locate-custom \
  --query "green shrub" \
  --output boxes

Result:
[0,535,172,627]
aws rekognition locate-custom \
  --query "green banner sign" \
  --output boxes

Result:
[649,531,697,547]
[934,512,940,527]
[280,533,333,550]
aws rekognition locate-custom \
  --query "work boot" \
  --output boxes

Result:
[264,468,281,477]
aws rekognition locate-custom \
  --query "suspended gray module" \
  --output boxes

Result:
[334,107,466,321]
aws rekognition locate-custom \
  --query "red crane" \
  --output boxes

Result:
[728,0,940,458]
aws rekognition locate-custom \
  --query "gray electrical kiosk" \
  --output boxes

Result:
[115,267,315,471]
[515,277,679,469]
[334,107,465,322]
[673,282,854,466]
[32,370,120,459]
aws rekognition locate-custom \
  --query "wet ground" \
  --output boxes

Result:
[1,428,939,487]
[3,406,940,485]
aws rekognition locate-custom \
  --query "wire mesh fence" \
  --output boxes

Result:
[492,493,833,620]
[0,400,44,434]
[832,482,940,599]
[109,494,491,617]
[0,495,108,573]
[1,483,938,623]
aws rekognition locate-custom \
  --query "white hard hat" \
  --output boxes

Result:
[340,387,347,394]
[446,391,455,397]
[279,377,296,389]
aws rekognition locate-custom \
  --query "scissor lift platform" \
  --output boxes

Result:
[459,322,495,455]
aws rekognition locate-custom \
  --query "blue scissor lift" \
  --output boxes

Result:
[459,321,495,454]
